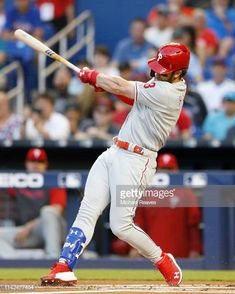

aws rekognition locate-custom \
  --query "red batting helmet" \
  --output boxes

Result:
[148,43,190,74]
[157,153,179,170]
[26,148,48,162]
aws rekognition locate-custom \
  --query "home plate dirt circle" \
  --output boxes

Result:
[1,283,235,294]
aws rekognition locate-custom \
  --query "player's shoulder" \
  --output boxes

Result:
[138,78,186,93]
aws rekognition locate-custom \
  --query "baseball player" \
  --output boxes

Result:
[41,43,190,287]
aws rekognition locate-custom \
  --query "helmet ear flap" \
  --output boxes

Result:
[150,69,156,78]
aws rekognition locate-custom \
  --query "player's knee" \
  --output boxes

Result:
[109,221,129,241]
[40,205,59,218]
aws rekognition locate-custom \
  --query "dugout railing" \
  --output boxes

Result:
[38,10,95,92]
[0,10,94,114]
[0,61,24,115]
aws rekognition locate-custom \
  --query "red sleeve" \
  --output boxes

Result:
[49,188,67,209]
[116,95,134,106]
[176,109,192,131]
[6,188,16,197]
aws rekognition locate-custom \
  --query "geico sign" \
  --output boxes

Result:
[0,173,44,188]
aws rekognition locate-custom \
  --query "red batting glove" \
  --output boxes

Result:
[77,67,104,92]
[77,67,99,86]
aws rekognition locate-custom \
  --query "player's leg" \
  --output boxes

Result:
[41,152,111,285]
[109,148,162,262]
[0,226,22,258]
[109,149,182,286]
[40,205,67,258]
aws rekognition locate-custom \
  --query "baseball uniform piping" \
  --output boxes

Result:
[135,82,138,102]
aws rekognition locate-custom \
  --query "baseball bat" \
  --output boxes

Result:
[14,29,80,73]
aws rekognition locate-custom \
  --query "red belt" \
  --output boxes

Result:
[113,137,144,155]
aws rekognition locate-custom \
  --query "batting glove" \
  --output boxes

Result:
[77,67,104,92]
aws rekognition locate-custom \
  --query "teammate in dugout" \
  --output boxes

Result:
[41,43,190,287]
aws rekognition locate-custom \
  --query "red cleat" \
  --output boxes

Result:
[40,262,77,286]
[156,253,182,286]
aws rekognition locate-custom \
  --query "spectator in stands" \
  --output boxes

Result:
[93,45,119,76]
[172,25,203,84]
[3,0,42,39]
[64,102,83,140]
[184,85,208,138]
[206,0,235,57]
[206,0,235,40]
[68,59,92,96]
[0,39,6,69]
[0,0,5,32]
[144,4,173,48]
[131,46,157,79]
[52,67,76,113]
[0,148,67,259]
[68,59,95,119]
[2,0,43,99]
[36,0,75,33]
[147,0,194,28]
[168,0,195,25]
[112,153,201,258]
[112,62,133,129]
[192,9,219,67]
[112,17,152,69]
[196,56,235,112]
[24,92,70,140]
[0,0,6,68]
[169,108,192,140]
[203,91,235,141]
[0,91,22,140]
[80,95,119,141]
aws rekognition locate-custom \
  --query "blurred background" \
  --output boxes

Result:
[0,0,235,271]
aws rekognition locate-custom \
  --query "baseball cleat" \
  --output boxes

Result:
[156,252,182,286]
[41,262,77,286]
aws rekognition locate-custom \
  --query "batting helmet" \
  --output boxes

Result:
[148,43,190,75]
[157,153,179,170]
[26,148,48,162]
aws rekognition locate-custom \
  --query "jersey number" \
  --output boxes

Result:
[144,82,156,89]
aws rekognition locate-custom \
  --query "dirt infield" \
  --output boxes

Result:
[0,281,235,294]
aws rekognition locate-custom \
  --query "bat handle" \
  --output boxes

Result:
[70,64,81,73]
[54,52,81,73]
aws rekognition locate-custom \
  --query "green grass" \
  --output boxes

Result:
[0,269,235,281]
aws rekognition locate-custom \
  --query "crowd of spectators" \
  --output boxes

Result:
[1,0,235,144]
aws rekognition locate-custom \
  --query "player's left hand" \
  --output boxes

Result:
[77,67,104,92]
[77,67,101,92]
[77,67,95,83]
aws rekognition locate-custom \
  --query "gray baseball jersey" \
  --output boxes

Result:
[118,78,187,151]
